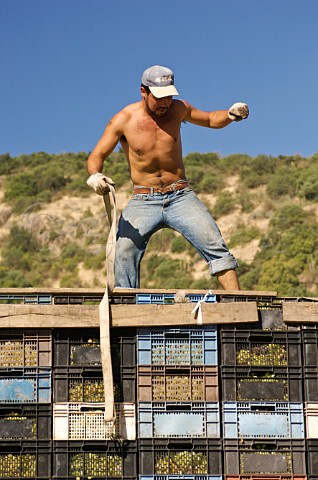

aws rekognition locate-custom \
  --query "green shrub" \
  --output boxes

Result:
[171,236,189,253]
[229,226,260,247]
[212,191,236,218]
[266,173,297,198]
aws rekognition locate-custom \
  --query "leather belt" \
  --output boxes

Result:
[133,180,189,195]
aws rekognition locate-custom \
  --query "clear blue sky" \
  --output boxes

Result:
[1,0,317,159]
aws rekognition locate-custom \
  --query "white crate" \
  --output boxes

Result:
[305,403,318,438]
[53,402,136,440]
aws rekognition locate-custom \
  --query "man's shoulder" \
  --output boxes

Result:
[173,98,189,108]
[115,102,141,121]
[171,98,189,113]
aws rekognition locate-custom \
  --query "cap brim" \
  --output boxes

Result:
[149,85,179,98]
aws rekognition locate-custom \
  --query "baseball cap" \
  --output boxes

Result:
[141,65,179,98]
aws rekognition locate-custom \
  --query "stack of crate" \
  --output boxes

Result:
[2,291,318,480]
[0,329,52,478]
[136,292,222,480]
[52,327,138,479]
[220,326,307,480]
[302,325,318,480]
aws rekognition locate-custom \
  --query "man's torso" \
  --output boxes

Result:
[119,100,187,187]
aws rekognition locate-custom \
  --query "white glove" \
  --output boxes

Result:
[228,102,249,121]
[86,173,115,195]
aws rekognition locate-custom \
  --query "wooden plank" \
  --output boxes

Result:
[283,302,318,323]
[112,288,278,297]
[0,287,277,298]
[0,302,258,328]
[0,287,105,294]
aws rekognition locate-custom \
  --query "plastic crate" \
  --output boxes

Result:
[53,365,135,403]
[222,402,304,439]
[137,365,219,402]
[223,439,306,475]
[137,402,220,438]
[221,366,303,402]
[136,293,216,304]
[221,330,302,367]
[0,294,52,304]
[302,330,318,401]
[140,476,222,480]
[304,404,318,438]
[0,329,52,367]
[0,440,51,478]
[306,440,318,480]
[139,438,222,477]
[53,440,138,479]
[0,368,51,403]
[0,404,51,440]
[53,402,136,440]
[54,327,136,368]
[137,326,218,366]
[225,476,307,480]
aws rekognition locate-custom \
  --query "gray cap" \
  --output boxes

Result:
[141,65,179,98]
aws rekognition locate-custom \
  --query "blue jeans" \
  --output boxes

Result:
[115,187,238,288]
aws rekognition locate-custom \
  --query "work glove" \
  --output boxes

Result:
[228,102,249,121]
[86,173,115,195]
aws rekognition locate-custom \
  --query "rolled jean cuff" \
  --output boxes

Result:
[208,255,239,276]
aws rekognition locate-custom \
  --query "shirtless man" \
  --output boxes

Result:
[87,65,249,290]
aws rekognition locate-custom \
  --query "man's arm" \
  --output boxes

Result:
[87,112,125,174]
[181,100,248,129]
[86,111,127,195]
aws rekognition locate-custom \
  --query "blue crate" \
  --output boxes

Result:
[0,367,51,403]
[187,294,216,303]
[138,402,220,438]
[136,294,175,304]
[136,293,216,304]
[140,477,222,480]
[222,401,304,439]
[137,326,218,365]
[0,294,52,304]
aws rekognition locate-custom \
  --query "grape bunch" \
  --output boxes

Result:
[0,453,36,477]
[155,451,208,474]
[70,452,122,477]
[237,343,287,366]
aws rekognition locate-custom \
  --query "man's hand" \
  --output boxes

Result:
[86,173,115,195]
[228,102,249,121]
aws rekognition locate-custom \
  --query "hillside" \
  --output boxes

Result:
[0,151,317,296]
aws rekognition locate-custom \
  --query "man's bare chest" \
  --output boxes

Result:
[130,116,180,146]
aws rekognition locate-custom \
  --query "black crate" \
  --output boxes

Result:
[223,439,306,475]
[221,366,303,402]
[258,307,285,329]
[53,365,135,403]
[0,329,52,367]
[0,440,51,478]
[221,330,302,367]
[139,438,222,476]
[302,329,318,401]
[0,404,51,440]
[53,328,136,403]
[52,440,137,479]
[307,440,318,480]
[54,327,136,369]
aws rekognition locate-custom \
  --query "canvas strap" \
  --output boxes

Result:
[99,185,116,423]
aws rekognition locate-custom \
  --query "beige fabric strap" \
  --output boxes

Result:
[99,185,116,422]
[191,289,213,324]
